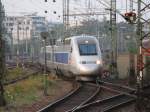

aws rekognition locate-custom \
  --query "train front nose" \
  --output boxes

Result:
[78,61,102,75]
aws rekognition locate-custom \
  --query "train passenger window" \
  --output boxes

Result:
[79,44,97,55]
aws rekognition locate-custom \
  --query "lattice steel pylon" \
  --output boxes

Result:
[136,0,150,111]
[110,0,118,78]
[136,0,142,89]
[130,0,134,11]
[63,0,69,37]
[136,0,150,90]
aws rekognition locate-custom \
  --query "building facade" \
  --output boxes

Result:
[4,14,47,60]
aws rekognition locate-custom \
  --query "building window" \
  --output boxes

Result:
[9,17,14,21]
[19,27,22,30]
[27,20,30,25]
[9,23,13,26]
[26,27,29,30]
[6,23,9,26]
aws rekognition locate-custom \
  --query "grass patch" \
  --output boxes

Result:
[5,75,43,106]
[2,74,57,107]
[0,73,61,112]
[5,67,24,82]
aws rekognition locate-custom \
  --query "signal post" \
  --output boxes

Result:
[41,32,50,96]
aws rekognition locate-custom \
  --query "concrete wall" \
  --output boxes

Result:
[117,54,130,79]
[117,53,149,80]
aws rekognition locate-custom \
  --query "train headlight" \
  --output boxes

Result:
[96,60,101,65]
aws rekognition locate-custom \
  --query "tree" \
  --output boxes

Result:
[0,0,6,106]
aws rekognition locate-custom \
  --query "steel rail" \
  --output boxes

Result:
[37,82,81,112]
[83,85,121,105]
[73,93,136,112]
[103,98,135,112]
[38,83,101,112]
[99,81,136,93]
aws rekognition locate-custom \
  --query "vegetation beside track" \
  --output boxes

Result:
[0,72,72,112]
[4,67,25,83]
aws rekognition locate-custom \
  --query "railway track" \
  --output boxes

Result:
[98,81,136,94]
[36,81,150,112]
[7,65,16,69]
[85,86,120,104]
[38,83,101,112]
[6,62,17,69]
[38,82,128,112]
[73,93,135,112]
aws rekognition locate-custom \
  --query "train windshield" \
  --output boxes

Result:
[79,44,97,55]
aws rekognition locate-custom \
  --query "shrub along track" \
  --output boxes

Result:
[4,63,41,86]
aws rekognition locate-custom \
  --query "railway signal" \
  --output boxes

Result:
[124,12,136,23]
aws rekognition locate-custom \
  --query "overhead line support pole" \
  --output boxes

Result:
[137,0,143,89]
[110,0,118,78]
[63,0,69,37]
[17,22,20,67]
[0,0,6,106]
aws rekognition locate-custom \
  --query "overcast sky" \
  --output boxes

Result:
[1,0,150,23]
[2,0,63,22]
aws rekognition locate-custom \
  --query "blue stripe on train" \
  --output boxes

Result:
[54,53,69,64]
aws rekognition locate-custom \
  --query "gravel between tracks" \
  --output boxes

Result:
[45,83,99,112]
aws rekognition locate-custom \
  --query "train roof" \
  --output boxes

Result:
[42,35,97,48]
[69,35,97,40]
[55,35,96,42]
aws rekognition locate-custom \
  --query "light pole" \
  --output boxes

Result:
[30,28,35,63]
[41,32,49,96]
[25,27,28,57]
[22,25,25,68]
[43,39,48,95]
[50,30,55,64]
[10,28,13,60]
[17,21,20,67]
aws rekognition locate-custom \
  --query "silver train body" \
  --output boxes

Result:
[39,35,103,81]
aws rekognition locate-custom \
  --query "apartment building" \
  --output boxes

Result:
[4,14,47,59]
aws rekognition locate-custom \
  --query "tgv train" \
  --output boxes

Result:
[39,35,103,81]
